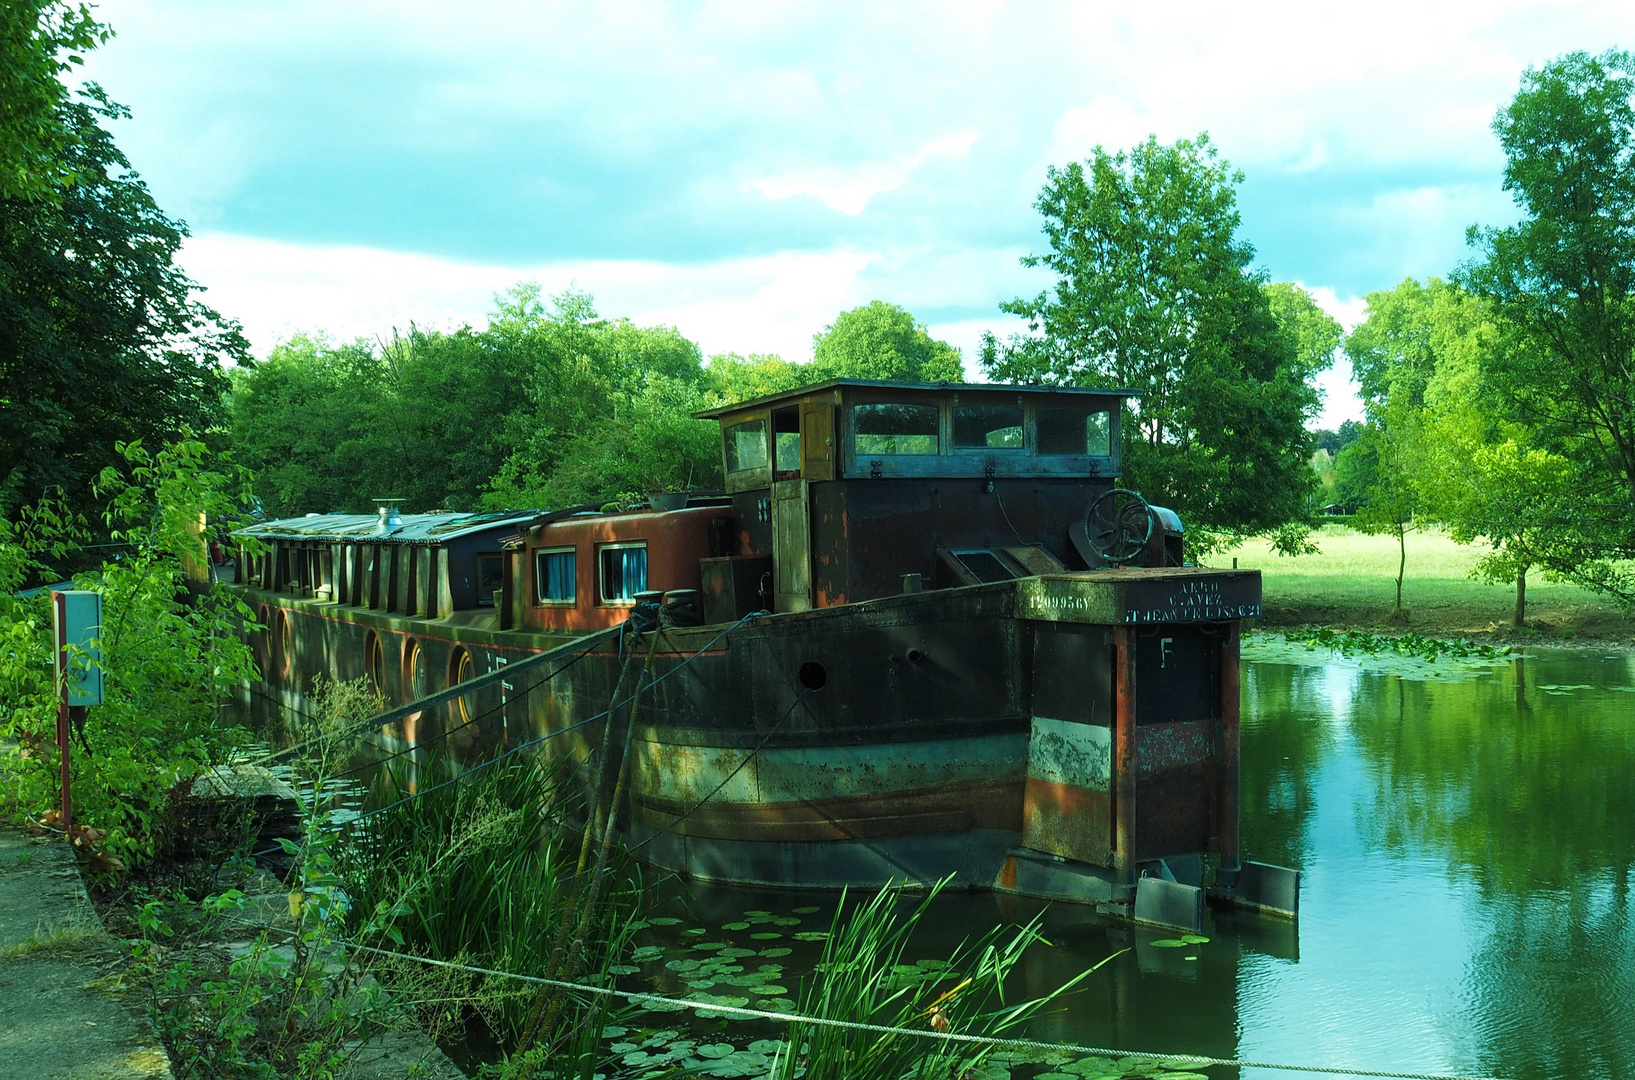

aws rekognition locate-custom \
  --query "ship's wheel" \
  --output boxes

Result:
[1084,488,1155,566]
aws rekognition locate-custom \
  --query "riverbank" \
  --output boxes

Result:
[0,826,172,1079]
[1217,525,1634,645]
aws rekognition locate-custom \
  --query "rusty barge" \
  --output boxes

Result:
[231,380,1297,929]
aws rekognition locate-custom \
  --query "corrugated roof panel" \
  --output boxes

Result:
[234,511,540,544]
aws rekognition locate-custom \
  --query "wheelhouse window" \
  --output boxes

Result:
[724,419,769,472]
[534,547,576,604]
[854,403,939,456]
[952,405,1023,450]
[598,543,648,604]
[1037,406,1113,456]
[476,551,503,606]
[774,407,802,476]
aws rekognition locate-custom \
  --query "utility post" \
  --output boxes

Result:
[51,590,104,836]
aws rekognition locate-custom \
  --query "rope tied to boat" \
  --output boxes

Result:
[339,941,1516,1080]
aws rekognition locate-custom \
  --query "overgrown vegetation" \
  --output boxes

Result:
[0,438,262,865]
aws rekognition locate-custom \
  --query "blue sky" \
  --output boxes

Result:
[77,1,1635,427]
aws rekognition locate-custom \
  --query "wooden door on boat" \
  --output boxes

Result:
[771,478,812,612]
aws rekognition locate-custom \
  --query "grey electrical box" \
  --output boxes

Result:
[53,589,103,707]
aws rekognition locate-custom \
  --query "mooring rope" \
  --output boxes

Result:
[339,942,1512,1080]
[321,611,769,830]
[244,623,628,768]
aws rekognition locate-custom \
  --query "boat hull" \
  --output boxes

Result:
[233,568,1257,899]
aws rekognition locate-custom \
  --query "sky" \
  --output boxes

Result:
[74,1,1635,428]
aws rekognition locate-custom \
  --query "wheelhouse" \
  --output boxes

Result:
[694,379,1139,616]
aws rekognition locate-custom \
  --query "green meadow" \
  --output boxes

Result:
[1213,525,1633,643]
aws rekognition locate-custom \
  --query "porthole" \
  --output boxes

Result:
[449,646,475,724]
[365,630,385,692]
[798,661,828,692]
[275,609,293,678]
[402,638,427,744]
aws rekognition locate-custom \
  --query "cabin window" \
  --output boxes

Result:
[534,548,576,604]
[1038,406,1113,456]
[725,419,769,472]
[953,405,1024,450]
[476,552,503,606]
[854,403,939,455]
[773,407,802,476]
[598,543,648,603]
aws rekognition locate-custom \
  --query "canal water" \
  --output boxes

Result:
[261,641,1635,1080]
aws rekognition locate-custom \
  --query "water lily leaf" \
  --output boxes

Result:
[643,998,689,1012]
[756,996,796,1010]
[722,921,751,930]
[748,1039,785,1054]
[792,905,820,914]
[631,945,666,961]
[646,916,681,925]
[750,931,782,940]
[1147,938,1188,948]
[759,947,792,957]
[1180,934,1209,944]
[1036,1073,1077,1079]
[609,963,640,975]
[692,941,730,951]
[683,926,707,936]
[688,978,717,989]
[665,958,701,972]
[792,931,829,941]
[773,916,801,926]
[719,947,756,958]
[743,909,771,917]
[752,984,788,995]
[697,1042,735,1059]
[609,1041,637,1053]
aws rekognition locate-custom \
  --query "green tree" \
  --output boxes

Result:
[1,90,246,520]
[982,134,1325,548]
[1334,418,1421,615]
[1350,277,1577,624]
[812,300,965,382]
[0,438,262,864]
[703,352,819,403]
[1460,49,1635,601]
[0,1,109,202]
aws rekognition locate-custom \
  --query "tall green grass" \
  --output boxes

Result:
[771,879,1113,1080]
[338,753,639,1066]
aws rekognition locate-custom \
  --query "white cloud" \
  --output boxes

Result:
[748,129,981,215]
[181,232,883,363]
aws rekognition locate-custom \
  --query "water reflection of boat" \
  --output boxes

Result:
[231,379,1297,929]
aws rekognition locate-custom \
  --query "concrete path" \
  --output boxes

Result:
[0,827,172,1080]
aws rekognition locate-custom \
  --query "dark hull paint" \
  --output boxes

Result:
[234,567,1257,896]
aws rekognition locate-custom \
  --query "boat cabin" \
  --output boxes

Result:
[693,379,1149,617]
[234,506,535,618]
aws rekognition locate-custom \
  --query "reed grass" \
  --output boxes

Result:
[338,752,639,1061]
[771,879,1111,1080]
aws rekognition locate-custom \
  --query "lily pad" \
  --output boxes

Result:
[609,963,640,975]
[646,916,682,926]
[750,931,782,940]
[792,931,829,941]
[1180,934,1210,944]
[759,947,792,957]
[722,921,750,930]
[773,916,801,926]
[756,996,796,1010]
[719,947,756,958]
[631,945,666,961]
[792,905,820,914]
[697,1043,735,1059]
[1147,938,1188,948]
[683,926,708,936]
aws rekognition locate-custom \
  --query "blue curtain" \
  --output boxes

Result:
[618,547,647,598]
[540,551,575,601]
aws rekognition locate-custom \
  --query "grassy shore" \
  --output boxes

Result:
[1213,525,1633,644]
